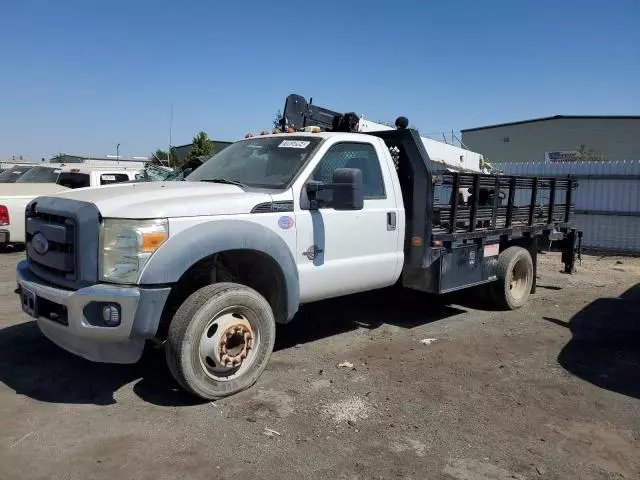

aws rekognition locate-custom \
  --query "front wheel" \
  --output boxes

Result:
[165,283,276,400]
[490,246,534,310]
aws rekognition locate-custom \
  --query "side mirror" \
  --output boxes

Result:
[306,168,364,210]
[330,168,364,210]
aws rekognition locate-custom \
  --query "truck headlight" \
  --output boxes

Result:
[99,218,169,284]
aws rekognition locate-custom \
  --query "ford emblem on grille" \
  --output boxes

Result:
[32,232,49,255]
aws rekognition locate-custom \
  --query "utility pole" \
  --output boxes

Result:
[169,103,173,168]
[116,143,120,163]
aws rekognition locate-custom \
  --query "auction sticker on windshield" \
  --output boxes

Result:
[278,140,310,149]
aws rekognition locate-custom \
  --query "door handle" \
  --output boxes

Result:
[387,212,397,231]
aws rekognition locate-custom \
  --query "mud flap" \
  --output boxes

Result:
[561,228,579,274]
[529,246,537,294]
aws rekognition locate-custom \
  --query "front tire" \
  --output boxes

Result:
[165,283,276,400]
[490,246,534,310]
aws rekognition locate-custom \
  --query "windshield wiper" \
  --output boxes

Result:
[200,178,248,189]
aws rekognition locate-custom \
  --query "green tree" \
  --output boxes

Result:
[273,109,283,130]
[151,148,178,166]
[188,131,213,161]
[152,149,168,164]
[576,144,603,161]
[50,152,66,163]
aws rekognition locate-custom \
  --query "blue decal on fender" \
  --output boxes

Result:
[278,216,294,229]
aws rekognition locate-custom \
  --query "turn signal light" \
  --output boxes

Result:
[141,231,168,253]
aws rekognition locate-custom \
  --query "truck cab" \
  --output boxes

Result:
[15,95,579,400]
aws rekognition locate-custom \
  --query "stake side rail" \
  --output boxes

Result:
[431,172,576,240]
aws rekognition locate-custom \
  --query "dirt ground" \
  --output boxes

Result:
[0,249,639,480]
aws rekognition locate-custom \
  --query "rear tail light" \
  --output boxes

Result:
[0,205,9,226]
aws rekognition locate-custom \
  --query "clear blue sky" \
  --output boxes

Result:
[1,0,638,161]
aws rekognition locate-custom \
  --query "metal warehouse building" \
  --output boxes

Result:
[461,115,640,163]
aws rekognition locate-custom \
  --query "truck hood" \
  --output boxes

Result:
[0,183,69,198]
[50,181,273,218]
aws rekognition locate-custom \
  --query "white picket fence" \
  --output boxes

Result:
[493,161,640,253]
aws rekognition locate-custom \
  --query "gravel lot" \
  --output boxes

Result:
[1,249,639,480]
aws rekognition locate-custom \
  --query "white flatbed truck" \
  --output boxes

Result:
[15,94,580,399]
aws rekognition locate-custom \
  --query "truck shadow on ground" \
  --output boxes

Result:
[544,283,640,400]
[0,287,466,407]
[0,245,25,254]
[274,287,465,350]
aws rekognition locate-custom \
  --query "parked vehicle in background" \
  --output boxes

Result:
[12,164,143,187]
[14,93,580,400]
[0,164,35,183]
[1,164,142,247]
[131,157,208,183]
[138,163,176,181]
[11,165,65,184]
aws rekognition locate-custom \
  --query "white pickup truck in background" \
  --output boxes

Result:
[0,164,37,183]
[14,94,580,400]
[1,164,142,247]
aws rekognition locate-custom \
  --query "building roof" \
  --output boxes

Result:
[171,140,234,162]
[461,115,640,133]
[50,154,149,163]
[172,140,234,150]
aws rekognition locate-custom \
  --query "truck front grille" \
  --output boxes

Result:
[25,197,100,290]
[26,210,77,282]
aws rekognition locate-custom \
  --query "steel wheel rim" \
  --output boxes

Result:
[198,306,260,381]
[509,258,531,300]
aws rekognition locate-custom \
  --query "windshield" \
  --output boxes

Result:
[139,163,191,182]
[15,166,61,183]
[0,165,33,183]
[144,164,175,181]
[163,168,188,181]
[187,136,323,188]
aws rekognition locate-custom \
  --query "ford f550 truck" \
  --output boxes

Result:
[15,94,580,400]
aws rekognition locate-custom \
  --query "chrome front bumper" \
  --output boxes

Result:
[16,260,171,364]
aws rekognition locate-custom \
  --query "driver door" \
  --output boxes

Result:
[295,141,402,303]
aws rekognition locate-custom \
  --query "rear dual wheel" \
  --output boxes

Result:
[165,283,276,400]
[490,246,534,310]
